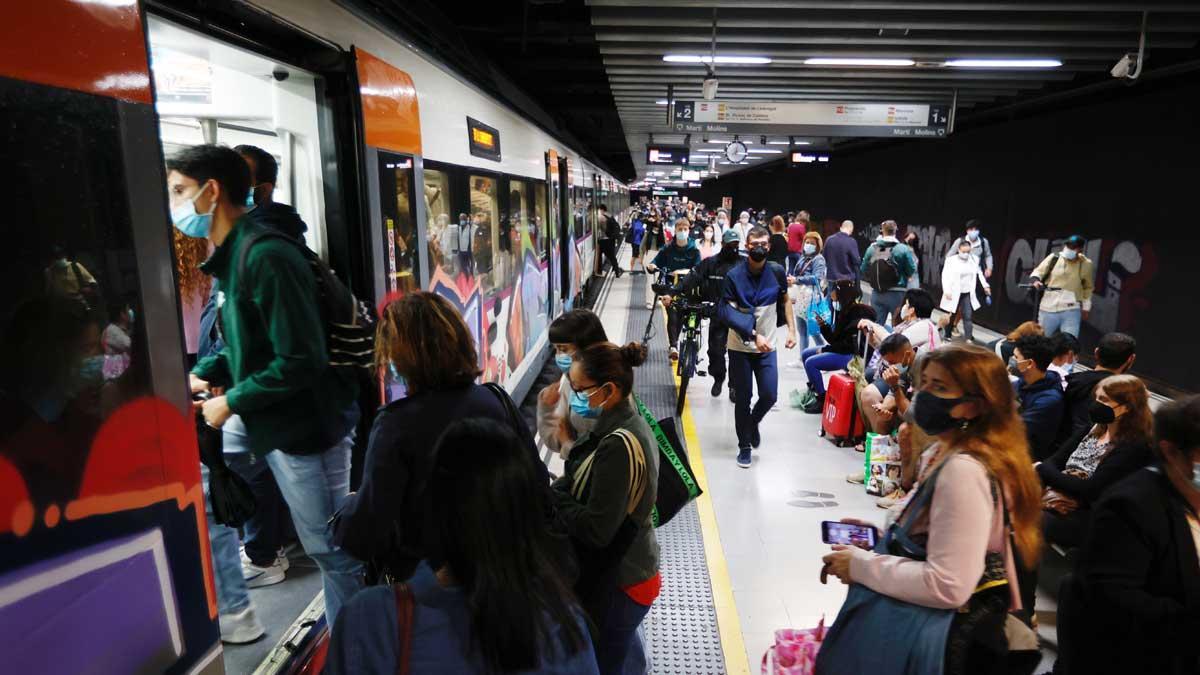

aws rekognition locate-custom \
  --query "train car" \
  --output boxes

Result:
[0,1,627,673]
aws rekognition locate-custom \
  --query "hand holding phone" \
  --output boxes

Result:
[821,520,878,549]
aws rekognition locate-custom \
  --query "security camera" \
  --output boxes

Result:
[1110,54,1136,79]
[702,76,719,101]
[272,68,290,82]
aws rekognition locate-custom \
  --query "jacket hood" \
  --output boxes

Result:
[1020,369,1062,396]
[249,201,308,241]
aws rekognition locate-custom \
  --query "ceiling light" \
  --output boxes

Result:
[655,99,668,105]
[747,149,783,154]
[663,55,772,65]
[944,58,1062,68]
[805,58,915,67]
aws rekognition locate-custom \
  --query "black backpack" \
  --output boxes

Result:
[868,241,902,292]
[236,229,376,372]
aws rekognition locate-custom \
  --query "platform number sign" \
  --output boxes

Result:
[673,100,695,131]
[929,106,949,130]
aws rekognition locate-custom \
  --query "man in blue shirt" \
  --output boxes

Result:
[718,227,797,468]
[823,219,862,293]
[648,218,701,360]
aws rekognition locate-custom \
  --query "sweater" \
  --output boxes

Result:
[1031,252,1095,312]
[1015,371,1065,461]
[786,222,807,253]
[650,241,701,273]
[719,260,790,352]
[820,303,877,355]
[1036,428,1152,506]
[192,217,358,456]
[822,232,862,282]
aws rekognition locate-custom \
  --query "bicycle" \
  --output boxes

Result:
[649,271,714,415]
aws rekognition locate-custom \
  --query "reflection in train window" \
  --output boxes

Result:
[508,179,531,271]
[533,183,549,262]
[470,175,499,295]
[377,153,418,293]
[424,168,455,278]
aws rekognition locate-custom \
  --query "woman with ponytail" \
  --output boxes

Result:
[818,343,1043,675]
[552,341,659,675]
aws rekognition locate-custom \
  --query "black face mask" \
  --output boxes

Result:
[719,245,741,261]
[910,391,973,435]
[748,245,768,262]
[1088,400,1117,425]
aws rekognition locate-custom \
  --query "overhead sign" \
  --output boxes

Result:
[673,100,950,138]
[681,169,701,182]
[652,189,679,196]
[646,144,690,165]
[789,151,831,166]
[467,117,501,161]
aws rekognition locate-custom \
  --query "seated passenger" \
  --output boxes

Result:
[800,279,877,414]
[552,342,659,674]
[818,344,1042,675]
[1055,332,1136,448]
[1057,396,1200,675]
[334,292,536,582]
[1046,332,1080,390]
[326,419,597,675]
[989,320,1043,369]
[858,287,940,354]
[538,309,609,459]
[1012,335,1065,462]
[858,333,916,437]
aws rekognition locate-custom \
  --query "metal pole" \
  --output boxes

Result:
[949,88,959,134]
[666,84,674,127]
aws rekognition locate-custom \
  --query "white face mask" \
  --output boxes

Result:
[958,251,970,261]
[675,231,689,245]
[1062,247,1079,260]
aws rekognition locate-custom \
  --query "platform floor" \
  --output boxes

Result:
[592,245,1059,673]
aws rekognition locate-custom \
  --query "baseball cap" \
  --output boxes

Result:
[722,228,741,244]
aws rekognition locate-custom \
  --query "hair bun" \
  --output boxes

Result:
[619,342,648,368]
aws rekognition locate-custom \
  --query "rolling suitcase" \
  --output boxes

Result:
[820,373,864,447]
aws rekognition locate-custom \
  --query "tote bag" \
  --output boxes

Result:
[634,395,703,527]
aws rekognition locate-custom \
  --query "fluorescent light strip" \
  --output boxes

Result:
[805,57,915,67]
[663,55,773,65]
[655,100,669,105]
[944,58,1062,68]
[747,149,783,154]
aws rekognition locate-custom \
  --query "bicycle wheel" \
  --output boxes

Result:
[676,339,696,416]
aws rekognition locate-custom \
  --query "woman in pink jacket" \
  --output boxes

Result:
[819,344,1043,674]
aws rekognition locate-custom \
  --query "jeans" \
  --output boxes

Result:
[870,289,906,327]
[955,293,975,341]
[263,436,363,625]
[202,452,257,616]
[728,350,779,450]
[595,587,652,675]
[706,320,729,383]
[1039,307,1082,337]
[801,347,853,395]
[795,313,826,352]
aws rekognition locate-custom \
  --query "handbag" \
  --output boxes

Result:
[1041,468,1088,515]
[634,396,702,527]
[762,620,826,675]
[195,408,256,528]
[806,293,832,339]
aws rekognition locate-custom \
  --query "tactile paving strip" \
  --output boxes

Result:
[624,273,727,674]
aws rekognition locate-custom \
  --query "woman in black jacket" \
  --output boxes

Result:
[1056,395,1200,675]
[1037,374,1154,549]
[800,279,876,413]
[333,292,538,582]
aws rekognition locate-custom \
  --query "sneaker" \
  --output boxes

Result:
[736,448,752,468]
[241,547,290,573]
[219,605,265,644]
[751,425,761,449]
[786,360,805,369]
[242,558,286,588]
[846,472,866,485]
[876,488,907,510]
[710,378,724,397]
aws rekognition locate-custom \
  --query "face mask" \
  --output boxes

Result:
[958,252,971,261]
[803,243,817,255]
[1061,247,1079,260]
[720,245,740,260]
[676,232,689,245]
[555,352,573,373]
[895,362,909,375]
[911,391,973,435]
[748,245,768,262]
[171,182,216,238]
[569,386,606,419]
[900,304,913,321]
[967,231,979,242]
[1088,399,1117,425]
[1060,362,1075,375]
[245,185,258,208]
[718,218,728,227]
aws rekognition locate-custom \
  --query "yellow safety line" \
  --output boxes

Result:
[666,305,749,674]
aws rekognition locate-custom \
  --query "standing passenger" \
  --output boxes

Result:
[767,215,790,267]
[822,220,862,292]
[948,219,994,280]
[1030,235,1094,338]
[786,231,827,362]
[940,238,991,342]
[860,220,917,325]
[539,309,609,459]
[719,227,797,468]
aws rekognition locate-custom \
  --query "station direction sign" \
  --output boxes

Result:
[674,100,949,138]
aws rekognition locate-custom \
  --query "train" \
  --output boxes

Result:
[0,1,628,673]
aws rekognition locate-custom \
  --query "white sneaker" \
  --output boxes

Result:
[241,547,290,573]
[846,472,865,485]
[786,360,805,369]
[241,549,287,588]
[219,605,265,644]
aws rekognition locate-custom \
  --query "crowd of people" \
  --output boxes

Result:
[166,158,1193,675]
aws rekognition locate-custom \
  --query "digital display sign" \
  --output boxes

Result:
[789,151,831,166]
[680,169,701,182]
[467,116,501,161]
[646,144,690,165]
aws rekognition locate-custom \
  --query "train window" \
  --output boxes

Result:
[583,188,594,237]
[469,174,499,295]
[423,168,456,277]
[377,153,419,294]
[533,182,549,262]
[572,188,584,241]
[506,179,530,284]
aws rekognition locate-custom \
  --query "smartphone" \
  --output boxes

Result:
[821,521,878,548]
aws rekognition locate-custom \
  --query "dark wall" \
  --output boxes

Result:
[688,78,1199,393]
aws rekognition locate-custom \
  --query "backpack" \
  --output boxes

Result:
[868,242,901,292]
[237,229,376,372]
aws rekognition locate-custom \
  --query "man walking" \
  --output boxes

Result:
[823,220,862,292]
[679,228,744,398]
[1029,234,1094,337]
[859,220,917,325]
[597,203,624,278]
[949,219,994,279]
[719,227,797,469]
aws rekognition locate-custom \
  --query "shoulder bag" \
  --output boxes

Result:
[634,395,702,527]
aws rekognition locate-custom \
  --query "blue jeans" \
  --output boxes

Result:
[595,587,651,675]
[728,350,779,450]
[870,289,906,327]
[202,451,256,616]
[263,436,363,625]
[796,313,827,352]
[802,347,853,395]
[1039,307,1082,337]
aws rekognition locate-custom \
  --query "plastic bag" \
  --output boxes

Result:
[805,294,831,339]
[761,619,826,675]
[864,432,902,497]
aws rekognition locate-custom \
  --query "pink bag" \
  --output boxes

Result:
[761,619,826,675]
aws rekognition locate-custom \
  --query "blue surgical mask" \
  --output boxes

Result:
[967,230,979,242]
[171,182,215,238]
[569,387,605,419]
[896,363,909,375]
[555,352,573,373]
[803,243,817,255]
[1061,247,1079,260]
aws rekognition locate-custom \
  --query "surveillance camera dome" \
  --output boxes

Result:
[272,68,290,82]
[1110,53,1135,79]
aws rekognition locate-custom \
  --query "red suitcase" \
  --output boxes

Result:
[820,372,864,447]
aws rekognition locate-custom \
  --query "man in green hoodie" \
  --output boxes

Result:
[166,144,362,642]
